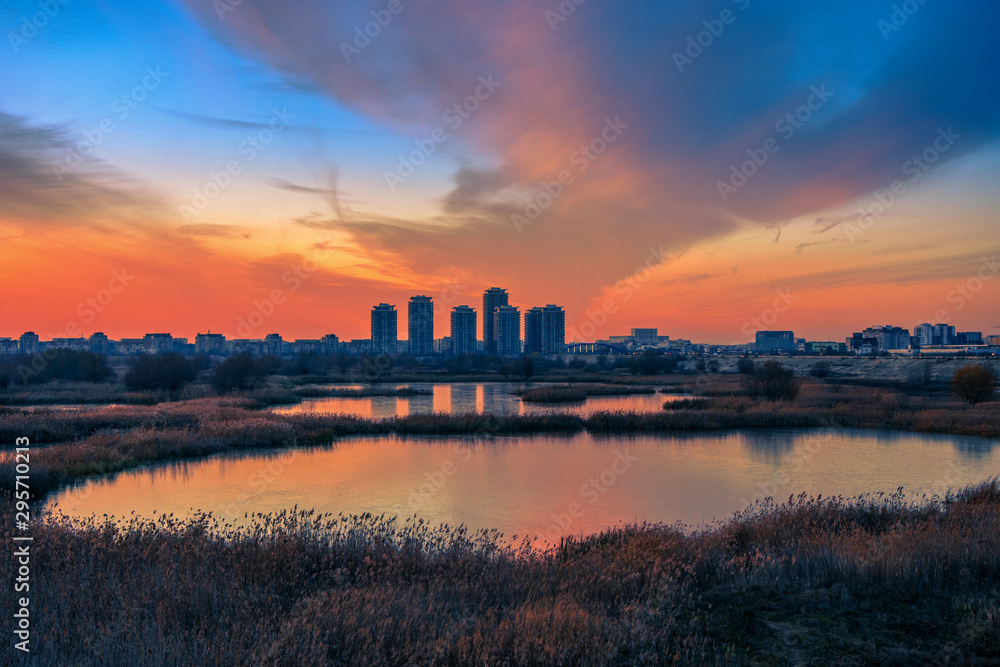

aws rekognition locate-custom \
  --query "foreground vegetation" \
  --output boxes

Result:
[3,481,997,664]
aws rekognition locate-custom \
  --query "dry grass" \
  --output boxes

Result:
[3,480,998,664]
[651,382,1000,438]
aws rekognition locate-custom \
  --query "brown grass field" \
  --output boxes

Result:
[1,481,997,664]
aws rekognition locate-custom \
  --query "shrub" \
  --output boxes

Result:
[124,353,196,391]
[742,360,799,400]
[212,353,266,392]
[736,357,756,375]
[809,361,832,378]
[951,364,996,404]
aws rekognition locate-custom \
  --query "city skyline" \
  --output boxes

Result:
[2,2,998,344]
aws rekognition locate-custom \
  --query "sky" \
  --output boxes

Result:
[1,0,999,344]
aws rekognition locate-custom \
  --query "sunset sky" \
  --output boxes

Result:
[2,0,999,343]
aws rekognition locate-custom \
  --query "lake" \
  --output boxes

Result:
[47,429,999,544]
[270,382,682,417]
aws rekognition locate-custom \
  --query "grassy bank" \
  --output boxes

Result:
[654,382,1000,438]
[5,481,998,664]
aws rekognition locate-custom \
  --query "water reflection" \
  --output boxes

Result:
[271,382,680,418]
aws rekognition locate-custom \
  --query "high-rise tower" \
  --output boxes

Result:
[481,287,508,355]
[408,295,434,355]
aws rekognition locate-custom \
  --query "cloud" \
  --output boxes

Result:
[177,223,252,239]
[168,1,1000,311]
[0,111,166,231]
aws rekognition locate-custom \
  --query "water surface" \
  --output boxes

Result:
[47,429,999,543]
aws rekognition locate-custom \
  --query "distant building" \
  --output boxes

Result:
[450,305,477,356]
[913,323,955,347]
[987,335,1000,347]
[408,296,434,356]
[862,325,910,351]
[230,339,265,356]
[495,305,521,356]
[755,331,796,353]
[19,332,39,355]
[370,304,397,355]
[292,339,322,354]
[804,341,846,354]
[264,333,284,356]
[347,339,372,355]
[955,331,984,345]
[631,328,659,346]
[525,305,566,354]
[434,337,452,354]
[143,333,173,354]
[50,337,89,351]
[320,334,341,355]
[117,338,148,355]
[0,338,18,355]
[195,333,227,355]
[89,332,110,354]
[481,287,509,355]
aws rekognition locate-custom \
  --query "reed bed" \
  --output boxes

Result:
[3,480,998,664]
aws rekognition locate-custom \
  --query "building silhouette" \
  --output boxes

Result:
[264,333,284,356]
[913,323,955,347]
[755,331,795,353]
[524,304,566,354]
[450,305,477,356]
[408,295,434,356]
[481,287,509,355]
[195,332,226,355]
[371,303,397,355]
[495,305,521,356]
[19,332,39,355]
[89,332,110,354]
